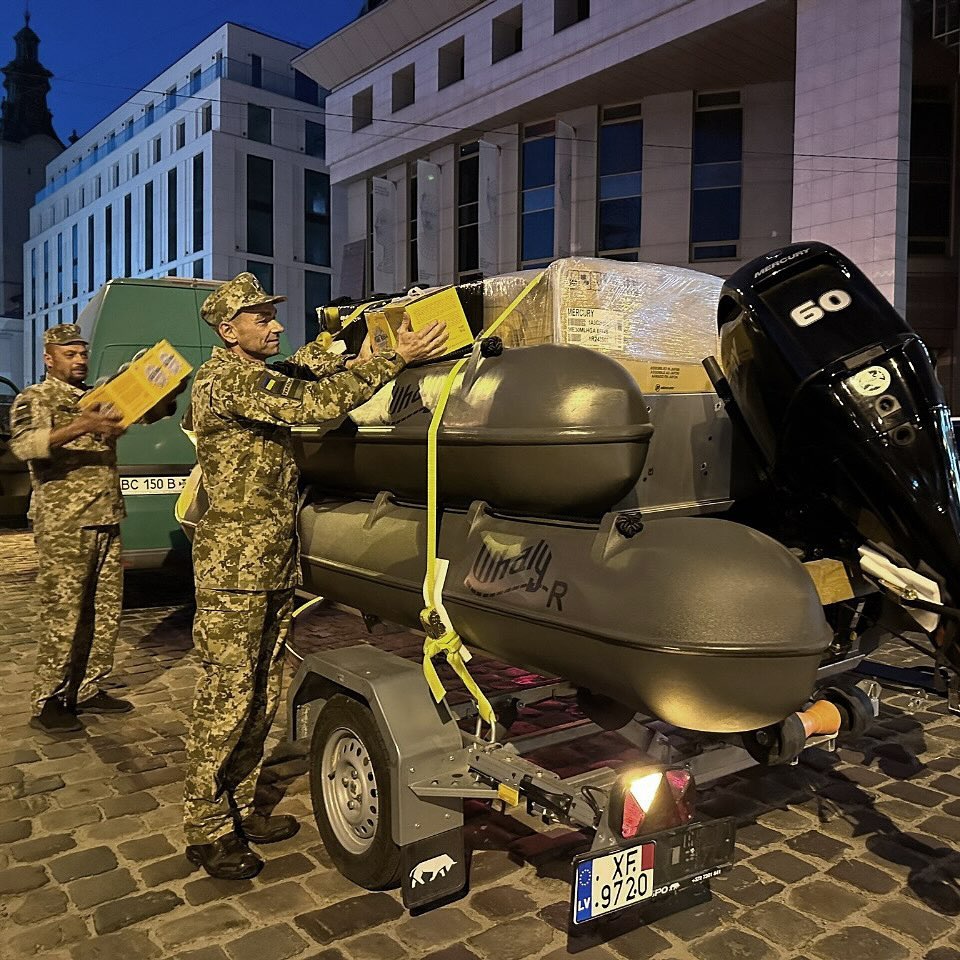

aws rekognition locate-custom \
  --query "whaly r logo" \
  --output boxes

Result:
[466,537,552,597]
[387,381,428,423]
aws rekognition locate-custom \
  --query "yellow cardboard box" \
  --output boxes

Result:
[79,340,193,427]
[365,287,475,357]
[618,359,715,395]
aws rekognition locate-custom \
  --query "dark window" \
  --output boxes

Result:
[131,151,139,177]
[555,0,589,32]
[193,153,204,253]
[165,86,176,112]
[105,206,113,281]
[247,155,273,257]
[521,123,556,266]
[353,87,373,131]
[492,6,523,62]
[305,121,325,159]
[305,270,331,341]
[71,224,78,298]
[246,260,273,291]
[909,86,953,255]
[304,169,330,267]
[392,66,415,112]
[30,247,35,312]
[145,102,154,125]
[167,168,177,263]
[408,169,418,284]
[250,54,262,89]
[598,105,642,256]
[201,103,212,134]
[56,233,63,303]
[87,216,94,291]
[457,142,479,277]
[144,181,154,271]
[690,93,741,261]
[124,193,132,276]
[192,257,205,278]
[176,121,185,150]
[248,103,271,144]
[153,137,161,163]
[189,67,201,96]
[438,38,464,90]
[294,69,320,105]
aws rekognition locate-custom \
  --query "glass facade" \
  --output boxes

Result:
[144,181,154,271]
[248,103,271,144]
[105,206,113,281]
[520,123,555,267]
[71,224,78,298]
[56,233,63,303]
[598,105,642,258]
[305,270,332,342]
[193,153,204,253]
[247,155,273,257]
[124,194,132,276]
[457,142,480,278]
[305,121,325,159]
[408,170,418,284]
[246,259,273,291]
[87,216,94,292]
[304,170,330,266]
[167,168,177,263]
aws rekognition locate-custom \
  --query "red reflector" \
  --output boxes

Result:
[621,791,644,839]
[665,769,692,797]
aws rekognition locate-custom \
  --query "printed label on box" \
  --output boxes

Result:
[565,307,625,353]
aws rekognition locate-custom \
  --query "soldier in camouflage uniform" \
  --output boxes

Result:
[183,273,447,880]
[9,324,134,733]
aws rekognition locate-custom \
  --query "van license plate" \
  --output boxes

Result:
[121,476,187,496]
[573,843,655,923]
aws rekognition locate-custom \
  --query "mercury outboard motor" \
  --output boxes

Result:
[714,242,960,669]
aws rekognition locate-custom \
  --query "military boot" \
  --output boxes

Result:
[186,833,263,880]
[77,691,134,713]
[30,699,82,733]
[240,813,300,844]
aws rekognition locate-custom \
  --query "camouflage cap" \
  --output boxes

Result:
[200,272,287,327]
[44,323,87,347]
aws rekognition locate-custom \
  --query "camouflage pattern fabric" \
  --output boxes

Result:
[183,587,294,844]
[189,345,404,591]
[32,523,123,712]
[200,272,287,328]
[44,323,86,346]
[8,377,125,527]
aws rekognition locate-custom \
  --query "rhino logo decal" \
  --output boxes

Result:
[410,853,458,886]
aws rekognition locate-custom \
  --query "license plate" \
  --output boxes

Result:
[573,843,655,923]
[572,818,735,925]
[120,475,187,496]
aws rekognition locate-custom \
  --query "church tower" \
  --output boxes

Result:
[0,11,62,331]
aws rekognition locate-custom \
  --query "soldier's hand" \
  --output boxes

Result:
[75,407,126,439]
[395,316,449,365]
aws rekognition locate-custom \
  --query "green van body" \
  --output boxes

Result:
[78,277,291,568]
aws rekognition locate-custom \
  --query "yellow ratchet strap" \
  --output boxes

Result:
[418,269,545,732]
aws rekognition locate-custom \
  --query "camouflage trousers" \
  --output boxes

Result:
[183,587,294,845]
[32,523,123,714]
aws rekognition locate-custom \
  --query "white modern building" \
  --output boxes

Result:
[295,0,960,404]
[22,23,331,383]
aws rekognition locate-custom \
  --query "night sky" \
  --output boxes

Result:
[0,0,365,141]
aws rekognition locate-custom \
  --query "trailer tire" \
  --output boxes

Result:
[309,694,401,890]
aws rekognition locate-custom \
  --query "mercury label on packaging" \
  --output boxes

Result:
[565,307,625,353]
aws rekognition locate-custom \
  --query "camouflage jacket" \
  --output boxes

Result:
[8,376,124,530]
[191,342,405,590]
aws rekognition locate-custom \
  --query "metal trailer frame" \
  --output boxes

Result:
[286,642,881,919]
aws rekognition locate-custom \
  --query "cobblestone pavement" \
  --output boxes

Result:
[3,529,960,960]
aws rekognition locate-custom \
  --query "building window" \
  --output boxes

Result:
[294,69,320,106]
[167,168,177,263]
[124,193,132,276]
[408,168,418,284]
[392,66,415,113]
[305,270,331,342]
[43,241,49,307]
[598,104,642,259]
[492,6,523,63]
[30,247,36,313]
[250,54,262,89]
[145,102,155,125]
[105,206,113,281]
[192,257,205,278]
[438,38,464,90]
[152,137,161,164]
[193,153,204,253]
[110,163,119,190]
[189,67,201,96]
[247,104,271,144]
[168,267,177,277]
[353,87,373,131]
[305,121,325,159]
[246,154,273,257]
[94,175,102,200]
[555,0,589,32]
[87,216,94,292]
[690,91,742,261]
[520,121,556,267]
[457,142,480,278]
[176,121,186,151]
[165,86,176,112]
[201,103,212,134]
[131,150,140,177]
[57,233,63,303]
[246,260,273,291]
[144,181,154,271]
[909,85,953,256]
[71,224,78,298]
[304,169,330,266]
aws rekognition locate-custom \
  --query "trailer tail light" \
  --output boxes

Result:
[615,768,696,840]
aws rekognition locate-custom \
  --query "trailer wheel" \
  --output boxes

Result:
[309,695,401,889]
[819,685,875,740]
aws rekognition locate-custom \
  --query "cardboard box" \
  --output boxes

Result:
[366,287,475,357]
[618,359,715,395]
[79,340,192,427]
